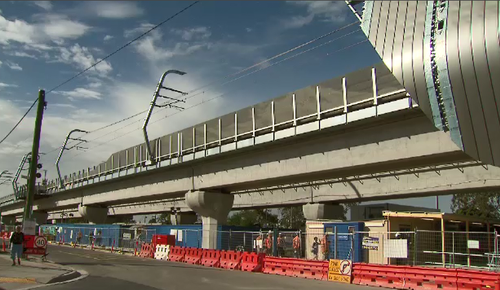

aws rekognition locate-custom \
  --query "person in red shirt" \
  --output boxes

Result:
[293,234,301,258]
[265,233,273,256]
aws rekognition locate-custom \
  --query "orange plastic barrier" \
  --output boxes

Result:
[292,259,328,281]
[201,249,221,267]
[219,250,243,270]
[263,257,296,277]
[406,267,457,290]
[456,269,500,290]
[139,243,154,258]
[353,263,406,289]
[241,252,265,272]
[184,247,203,265]
[168,246,186,262]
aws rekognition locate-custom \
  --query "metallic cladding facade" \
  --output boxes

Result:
[360,1,500,166]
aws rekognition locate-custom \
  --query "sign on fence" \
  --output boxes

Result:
[328,259,352,284]
[468,240,480,249]
[384,239,408,258]
[123,233,132,240]
[362,236,379,250]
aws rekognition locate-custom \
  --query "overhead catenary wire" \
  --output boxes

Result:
[0,1,200,148]
[57,21,363,147]
[55,38,369,167]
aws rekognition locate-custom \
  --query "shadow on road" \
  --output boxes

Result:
[43,275,161,290]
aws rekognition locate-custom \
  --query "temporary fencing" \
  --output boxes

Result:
[168,246,186,262]
[201,249,221,267]
[139,243,154,258]
[154,244,170,260]
[220,250,243,270]
[184,247,203,264]
[40,225,156,254]
[241,252,265,272]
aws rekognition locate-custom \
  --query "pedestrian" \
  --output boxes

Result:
[265,233,273,256]
[9,225,24,266]
[312,237,319,260]
[254,234,263,254]
[321,234,329,260]
[293,233,301,258]
[76,230,82,245]
[89,230,94,246]
[96,230,102,247]
[277,233,285,257]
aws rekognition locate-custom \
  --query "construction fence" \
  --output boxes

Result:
[39,225,156,253]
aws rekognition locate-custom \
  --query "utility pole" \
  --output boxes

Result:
[24,90,46,222]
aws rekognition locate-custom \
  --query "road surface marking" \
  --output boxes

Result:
[0,277,37,284]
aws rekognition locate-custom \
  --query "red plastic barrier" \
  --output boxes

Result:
[406,266,457,290]
[241,252,265,272]
[139,243,154,258]
[292,259,328,281]
[456,269,500,290]
[263,257,295,277]
[352,263,406,289]
[201,249,221,267]
[168,246,186,262]
[184,248,203,265]
[220,250,243,270]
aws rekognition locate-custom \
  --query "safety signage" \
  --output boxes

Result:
[25,248,46,255]
[35,236,47,248]
[339,260,352,276]
[362,236,380,250]
[328,259,352,284]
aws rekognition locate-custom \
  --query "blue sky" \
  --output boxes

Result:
[0,1,453,212]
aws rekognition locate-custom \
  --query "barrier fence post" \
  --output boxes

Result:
[111,239,115,253]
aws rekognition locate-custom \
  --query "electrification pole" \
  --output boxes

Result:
[24,90,46,222]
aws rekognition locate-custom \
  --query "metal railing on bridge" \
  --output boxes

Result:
[4,63,417,203]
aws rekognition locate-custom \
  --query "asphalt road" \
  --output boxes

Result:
[44,245,371,290]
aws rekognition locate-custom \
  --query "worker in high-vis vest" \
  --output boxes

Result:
[265,233,273,256]
[321,234,329,260]
[292,233,301,258]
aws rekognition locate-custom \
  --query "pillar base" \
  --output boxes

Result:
[32,212,48,224]
[0,215,16,225]
[78,204,108,224]
[303,203,344,220]
[170,212,198,225]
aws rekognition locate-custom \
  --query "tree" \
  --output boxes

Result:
[157,213,171,225]
[279,206,306,229]
[228,209,279,228]
[451,192,500,219]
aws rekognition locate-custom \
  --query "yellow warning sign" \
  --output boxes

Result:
[328,259,352,284]
[328,272,351,283]
[328,259,340,272]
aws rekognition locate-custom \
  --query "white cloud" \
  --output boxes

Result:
[124,23,155,38]
[33,1,53,11]
[246,28,253,33]
[51,103,77,109]
[57,44,113,75]
[41,14,90,40]
[83,2,144,19]
[0,14,90,47]
[103,35,113,41]
[6,61,22,70]
[171,27,211,41]
[0,60,2,66]
[0,83,18,89]
[54,87,102,101]
[7,51,37,59]
[281,14,315,29]
[284,1,347,27]
[88,82,102,89]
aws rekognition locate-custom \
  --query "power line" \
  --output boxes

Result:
[58,21,362,145]
[0,1,200,148]
[46,1,200,94]
[56,38,369,165]
[0,99,38,146]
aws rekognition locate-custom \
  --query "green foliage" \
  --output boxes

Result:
[451,192,500,219]
[279,206,306,229]
[228,209,279,228]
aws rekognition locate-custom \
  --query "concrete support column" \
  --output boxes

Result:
[170,212,197,225]
[32,212,48,224]
[0,215,16,225]
[78,204,108,224]
[185,190,234,249]
[303,203,344,220]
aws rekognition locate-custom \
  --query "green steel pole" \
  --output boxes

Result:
[24,90,46,221]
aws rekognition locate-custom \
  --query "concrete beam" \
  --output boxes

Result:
[0,111,467,216]
[303,203,344,220]
[78,204,107,224]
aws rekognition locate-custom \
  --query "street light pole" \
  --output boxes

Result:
[24,90,46,222]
